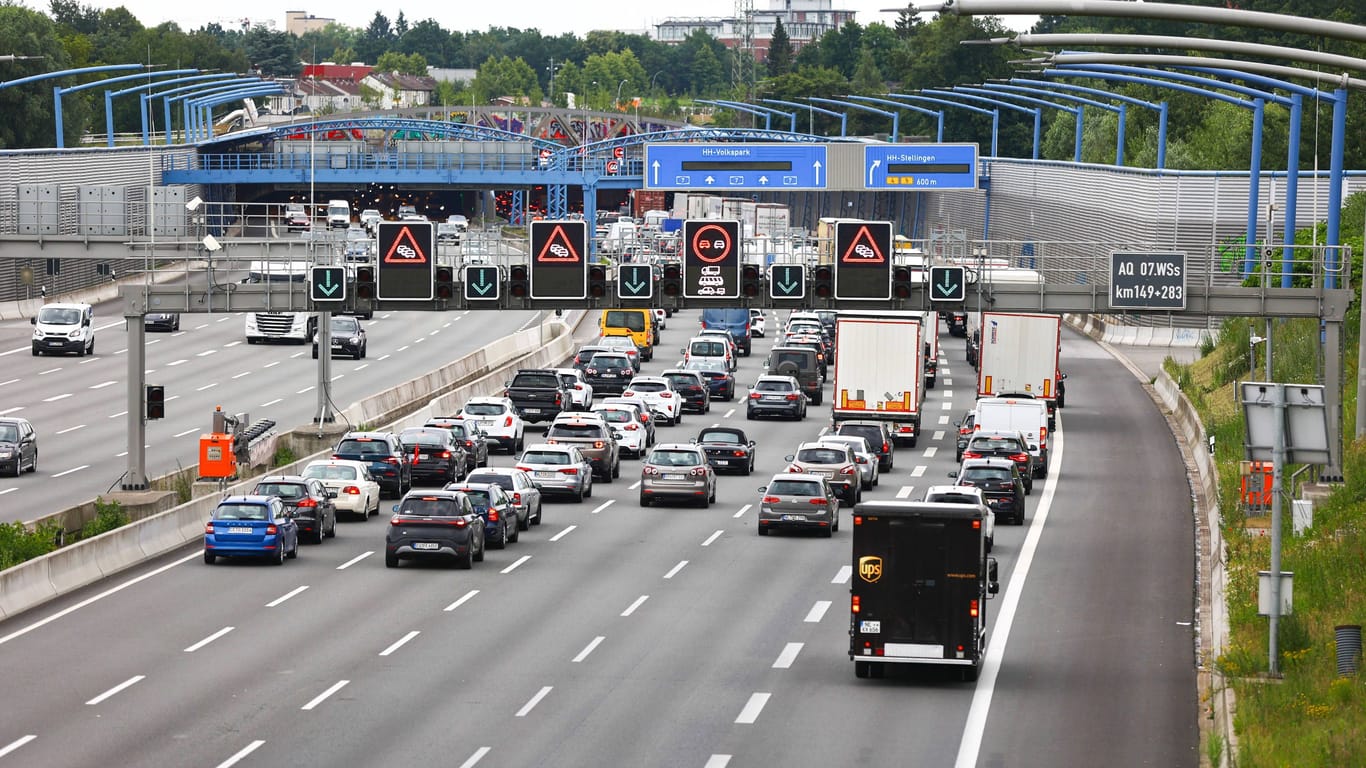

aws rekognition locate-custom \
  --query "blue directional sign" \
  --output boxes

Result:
[310,266,345,302]
[864,143,978,190]
[769,264,805,300]
[464,265,499,302]
[644,143,828,190]
[618,264,653,300]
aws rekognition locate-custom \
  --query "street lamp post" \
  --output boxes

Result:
[616,78,629,110]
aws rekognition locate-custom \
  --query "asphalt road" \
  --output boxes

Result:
[0,314,1197,767]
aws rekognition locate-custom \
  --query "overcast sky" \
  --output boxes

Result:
[74,1,1036,38]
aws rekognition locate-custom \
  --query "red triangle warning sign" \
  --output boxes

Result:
[382,226,429,264]
[841,226,886,263]
[536,225,582,262]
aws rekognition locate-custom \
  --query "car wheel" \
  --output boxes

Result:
[490,521,507,550]
[203,551,216,565]
[517,509,530,531]
[833,513,840,532]
[272,544,285,566]
[584,480,593,498]
[574,486,585,503]
[823,524,834,538]
[311,346,319,359]
[746,411,755,421]
[354,346,362,360]
[313,526,325,545]
[612,459,620,479]
[1025,481,1033,496]
[673,410,682,425]
[508,520,520,543]
[77,343,86,358]
[31,348,39,356]
[287,539,299,559]
[326,516,336,538]
[533,502,543,525]
[709,484,716,503]
[639,493,650,507]
[742,460,752,477]
[855,660,871,679]
[457,549,473,570]
[986,535,994,553]
[473,538,485,562]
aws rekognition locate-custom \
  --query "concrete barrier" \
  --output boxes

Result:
[1148,328,1174,347]
[0,558,56,620]
[43,541,110,597]
[1134,327,1154,346]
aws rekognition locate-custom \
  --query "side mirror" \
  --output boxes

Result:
[391,504,400,513]
[30,317,36,325]
[757,486,768,493]
[987,558,1000,596]
[748,441,756,448]
[948,472,958,478]
[326,491,338,499]
[1060,372,1068,380]
[784,454,795,462]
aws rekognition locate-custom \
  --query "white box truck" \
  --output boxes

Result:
[832,311,925,447]
[975,311,1062,425]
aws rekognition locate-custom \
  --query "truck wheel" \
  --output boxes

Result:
[855,661,871,679]
[961,665,981,682]
[927,377,936,390]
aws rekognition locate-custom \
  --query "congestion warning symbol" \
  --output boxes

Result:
[536,225,583,262]
[840,225,887,263]
[382,225,430,264]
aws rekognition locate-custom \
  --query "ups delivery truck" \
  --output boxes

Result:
[849,501,998,681]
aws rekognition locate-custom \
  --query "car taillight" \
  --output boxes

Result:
[689,467,706,476]
[852,595,861,614]
[559,467,579,475]
[624,424,638,431]
[810,498,828,505]
[384,457,400,465]
[840,466,856,475]
[343,486,360,495]
[516,465,532,472]
[963,451,982,459]
[452,518,468,527]
[785,394,799,401]
[488,509,499,521]
[762,495,780,503]
[331,454,342,459]
[505,416,514,427]
[732,450,745,457]
[786,464,801,473]
[1010,453,1029,463]
[749,392,761,400]
[624,391,636,397]
[882,442,890,453]
[660,392,673,399]
[575,384,584,390]
[503,389,511,397]
[553,395,562,405]
[970,599,979,618]
[297,498,318,508]
[204,522,214,534]
[639,413,650,422]
[512,492,522,504]
[592,441,604,449]
[266,524,278,535]
[643,466,659,475]
[390,516,403,526]
[464,441,473,448]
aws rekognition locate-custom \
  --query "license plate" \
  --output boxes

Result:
[601,373,618,378]
[664,473,684,480]
[781,514,804,521]
[413,542,439,550]
[227,526,252,534]
[525,408,541,414]
[47,341,63,346]
[860,620,881,634]
[536,471,557,478]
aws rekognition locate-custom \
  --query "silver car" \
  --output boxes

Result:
[756,473,840,537]
[784,442,860,507]
[516,443,593,502]
[817,435,880,491]
[923,485,995,553]
[639,443,716,508]
[464,467,543,528]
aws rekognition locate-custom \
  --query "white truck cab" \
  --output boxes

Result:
[326,199,351,229]
[31,302,95,357]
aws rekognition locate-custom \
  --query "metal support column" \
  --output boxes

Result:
[583,185,598,259]
[1267,381,1285,676]
[510,190,525,226]
[1324,319,1343,480]
[547,184,568,220]
[315,311,334,423]
[123,316,148,490]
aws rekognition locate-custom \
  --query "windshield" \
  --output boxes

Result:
[512,373,561,388]
[754,380,793,392]
[456,490,490,506]
[336,438,392,456]
[462,403,505,416]
[647,450,702,466]
[630,381,666,392]
[962,468,1013,482]
[400,429,449,447]
[0,426,18,442]
[38,307,81,325]
[254,483,307,500]
[396,497,460,516]
[686,359,728,373]
[588,354,630,369]
[214,503,270,520]
[302,465,358,481]
[690,341,726,356]
[595,409,631,423]
[699,431,740,444]
[768,479,822,496]
[466,473,512,490]
[522,450,570,465]
[330,318,359,332]
[970,437,1024,452]
[604,311,646,332]
[546,424,603,439]
[664,374,698,388]
[796,448,846,464]
[428,422,468,438]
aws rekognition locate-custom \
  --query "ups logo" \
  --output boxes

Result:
[858,556,883,583]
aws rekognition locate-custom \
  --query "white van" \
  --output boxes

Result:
[326,199,350,229]
[973,396,1050,477]
[31,302,95,357]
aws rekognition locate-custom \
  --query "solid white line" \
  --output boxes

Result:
[590,499,615,514]
[772,642,804,669]
[85,674,145,705]
[333,549,371,568]
[933,430,946,440]
[89,380,117,389]
[911,466,926,477]
[733,503,751,519]
[214,740,265,768]
[174,428,198,438]
[266,585,309,607]
[572,636,605,663]
[56,424,86,435]
[52,465,88,478]
[109,410,126,419]
[444,589,480,612]
[704,756,732,768]
[300,680,350,711]
[197,383,218,392]
[197,349,217,357]
[185,626,234,652]
[232,372,251,380]
[260,398,283,407]
[922,447,938,458]
[629,480,642,490]
[895,486,915,499]
[723,408,735,418]
[734,692,771,724]
[663,560,688,579]
[832,565,852,584]
[42,393,71,402]
[804,600,832,623]
[457,747,492,768]
[548,525,576,542]
[501,555,532,574]
[620,595,649,617]
[379,630,420,657]
[0,735,36,757]
[701,530,723,547]
[515,686,553,717]
[955,414,1066,768]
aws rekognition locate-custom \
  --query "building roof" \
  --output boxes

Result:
[302,64,372,81]
[365,71,438,93]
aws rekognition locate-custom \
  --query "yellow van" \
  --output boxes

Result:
[599,309,656,361]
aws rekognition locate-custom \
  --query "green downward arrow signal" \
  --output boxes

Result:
[471,270,494,296]
[624,279,647,295]
[936,271,960,298]
[317,270,340,297]
[777,277,799,295]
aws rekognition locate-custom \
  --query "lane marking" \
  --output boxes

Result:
[941,400,952,410]
[290,352,304,358]
[397,345,410,353]
[516,686,553,717]
[733,503,751,519]
[164,359,187,367]
[266,585,309,607]
[0,736,36,758]
[943,389,954,399]
[42,393,71,402]
[56,424,86,435]
[197,383,218,392]
[296,386,314,394]
[414,338,426,344]
[922,447,938,458]
[231,372,251,380]
[704,757,732,768]
[701,530,723,547]
[804,601,832,623]
[260,398,283,407]
[38,368,62,376]
[428,329,440,336]
[772,642,804,669]
[0,407,23,416]
[590,499,615,515]
[620,595,649,617]
[572,636,605,663]
[108,410,126,419]
[911,466,926,477]
[300,680,350,711]
[356,363,369,371]
[933,430,946,440]
[0,378,17,387]
[214,740,265,768]
[52,465,88,478]
[444,589,479,612]
[938,415,950,425]
[263,361,280,369]
[723,408,735,418]
[330,374,344,382]
[89,380,117,389]
[379,630,420,657]
[501,555,532,574]
[548,525,576,542]
[185,626,234,652]
[85,674,145,706]
[197,349,217,357]
[663,560,688,579]
[173,428,198,438]
[945,378,954,386]
[832,565,852,584]
[337,551,373,570]
[217,317,233,323]
[734,692,771,724]
[378,354,391,361]
[458,747,492,768]
[895,486,915,499]
[0,488,15,497]
[629,480,642,490]
[195,323,209,330]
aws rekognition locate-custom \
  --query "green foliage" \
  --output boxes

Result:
[80,499,129,540]
[849,47,885,95]
[471,55,543,105]
[0,520,62,569]
[272,445,296,468]
[375,51,429,77]
[766,19,792,78]
[244,26,300,77]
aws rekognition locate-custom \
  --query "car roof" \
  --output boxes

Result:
[304,459,369,470]
[766,473,826,484]
[960,457,1018,469]
[797,441,848,452]
[523,442,577,453]
[651,443,703,452]
[819,435,868,448]
[399,489,465,501]
[464,396,512,405]
[257,474,309,483]
[697,427,747,439]
[465,467,521,476]
[925,484,984,497]
[755,375,797,383]
[220,495,277,505]
[972,430,1026,439]
[629,376,670,385]
[340,431,393,440]
[660,369,702,378]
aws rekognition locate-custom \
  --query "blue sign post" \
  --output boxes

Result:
[864,143,979,190]
[645,144,828,190]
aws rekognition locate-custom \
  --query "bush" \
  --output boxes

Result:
[272,445,297,468]
[0,520,62,569]
[79,498,130,540]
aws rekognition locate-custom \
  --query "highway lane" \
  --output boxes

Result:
[0,299,540,522]
[0,314,1197,767]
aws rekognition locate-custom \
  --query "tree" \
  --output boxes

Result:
[767,18,793,77]
[357,11,393,63]
[244,26,300,77]
[0,4,78,149]
[393,11,408,38]
[893,9,922,39]
[850,47,884,94]
[376,51,428,77]
[470,55,543,105]
[688,43,725,97]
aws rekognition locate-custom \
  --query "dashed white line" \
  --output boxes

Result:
[896,486,915,499]
[572,636,605,663]
[38,368,61,376]
[0,735,36,758]
[500,555,532,574]
[197,349,217,357]
[379,630,420,657]
[336,551,373,570]
[939,415,950,424]
[266,585,309,607]
[42,393,71,402]
[232,372,251,380]
[733,503,751,519]
[444,589,480,612]
[89,380,117,389]
[772,642,804,669]
[296,386,315,394]
[701,530,723,547]
[804,601,832,623]
[164,359,187,367]
[922,447,938,458]
[260,398,283,407]
[723,408,735,418]
[378,354,391,361]
[174,428,198,438]
[629,480,642,490]
[290,352,304,358]
[457,747,492,768]
[911,466,926,477]
[548,525,576,542]
[663,560,688,579]
[197,383,218,392]
[397,345,410,352]
[300,680,349,711]
[620,595,649,617]
[0,378,18,387]
[945,378,954,386]
[56,424,86,435]
[115,451,127,457]
[414,337,426,344]
[428,329,440,336]
[734,692,771,724]
[590,499,615,514]
[52,465,88,478]
[224,340,242,347]
[330,374,344,382]
[515,686,553,717]
[195,323,209,330]
[109,411,126,419]
[0,407,23,416]
[146,339,162,346]
[941,400,953,410]
[185,626,234,652]
[832,565,852,584]
[85,674,145,705]
[264,361,280,369]
[704,756,732,768]
[0,488,16,497]
[166,395,181,402]
[356,363,369,371]
[933,430,946,440]
[214,739,265,768]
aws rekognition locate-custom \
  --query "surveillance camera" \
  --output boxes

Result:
[202,234,222,252]
[186,196,203,212]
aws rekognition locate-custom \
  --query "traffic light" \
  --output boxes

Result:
[812,265,834,299]
[661,262,682,297]
[435,266,455,300]
[741,264,762,298]
[588,264,608,298]
[355,266,376,300]
[146,385,165,420]
[892,266,915,299]
[509,264,530,298]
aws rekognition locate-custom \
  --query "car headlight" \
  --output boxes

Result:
[32,330,42,339]
[0,450,11,458]
[68,329,81,339]
[349,336,360,344]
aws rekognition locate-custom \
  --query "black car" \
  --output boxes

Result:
[251,475,338,544]
[0,417,38,477]
[963,430,1036,494]
[443,481,521,550]
[332,431,412,498]
[662,369,710,414]
[582,352,635,395]
[833,420,895,472]
[683,358,736,401]
[385,489,485,569]
[955,410,977,462]
[424,417,490,474]
[746,375,807,421]
[952,458,1027,525]
[313,314,367,359]
[399,427,467,486]
[143,312,180,332]
[695,426,756,475]
[572,344,610,373]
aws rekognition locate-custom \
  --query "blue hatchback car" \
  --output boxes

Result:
[683,358,736,401]
[443,482,520,550]
[203,495,299,565]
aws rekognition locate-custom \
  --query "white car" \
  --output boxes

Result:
[300,459,381,520]
[359,209,383,231]
[923,485,995,552]
[457,396,526,454]
[818,435,880,490]
[591,404,648,458]
[555,368,595,411]
[622,376,682,426]
[749,309,766,338]
[653,308,667,330]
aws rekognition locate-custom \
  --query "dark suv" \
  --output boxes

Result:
[251,475,337,544]
[963,430,1036,494]
[662,369,710,414]
[582,352,635,395]
[312,314,367,359]
[384,489,484,569]
[442,481,522,549]
[544,415,621,482]
[398,427,467,486]
[0,416,38,476]
[766,346,823,405]
[332,431,412,498]
[951,458,1027,525]
[833,421,895,472]
[423,417,490,474]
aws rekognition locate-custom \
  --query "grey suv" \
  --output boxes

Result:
[544,415,622,482]
[766,346,822,405]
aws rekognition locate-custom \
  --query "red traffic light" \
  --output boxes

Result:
[509,265,530,298]
[813,265,834,299]
[355,266,376,299]
[892,266,914,299]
